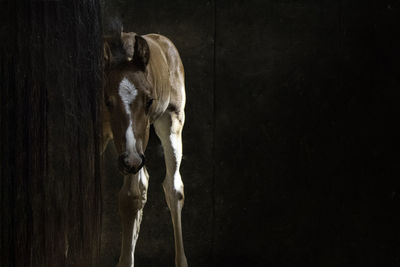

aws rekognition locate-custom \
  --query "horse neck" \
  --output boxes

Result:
[146,41,171,121]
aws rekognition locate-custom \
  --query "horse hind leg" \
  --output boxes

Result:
[117,167,149,267]
[154,112,188,267]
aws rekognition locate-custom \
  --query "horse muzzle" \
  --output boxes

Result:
[118,153,145,175]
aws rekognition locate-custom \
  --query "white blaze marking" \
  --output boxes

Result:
[126,122,137,158]
[118,77,137,114]
[119,77,139,158]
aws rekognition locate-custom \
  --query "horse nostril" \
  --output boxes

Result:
[140,154,145,164]
[118,153,129,167]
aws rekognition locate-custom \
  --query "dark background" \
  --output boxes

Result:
[100,1,400,267]
[0,1,398,267]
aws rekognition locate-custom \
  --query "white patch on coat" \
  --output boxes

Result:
[119,77,139,158]
[126,122,139,160]
[118,77,137,115]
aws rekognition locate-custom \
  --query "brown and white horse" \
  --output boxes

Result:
[102,31,187,267]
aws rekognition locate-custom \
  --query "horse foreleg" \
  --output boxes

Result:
[117,168,149,267]
[154,112,188,267]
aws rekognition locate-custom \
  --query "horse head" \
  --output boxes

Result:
[103,30,153,175]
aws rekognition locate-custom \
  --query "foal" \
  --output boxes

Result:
[102,31,187,267]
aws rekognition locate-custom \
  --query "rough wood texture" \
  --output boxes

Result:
[0,1,103,266]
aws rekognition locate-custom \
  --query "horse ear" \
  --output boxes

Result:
[103,41,112,69]
[121,32,135,59]
[132,35,150,70]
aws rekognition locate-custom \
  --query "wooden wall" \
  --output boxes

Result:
[0,1,103,266]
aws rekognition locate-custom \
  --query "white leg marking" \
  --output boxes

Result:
[154,112,188,267]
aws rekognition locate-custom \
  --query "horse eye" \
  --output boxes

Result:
[145,98,153,112]
[105,98,113,108]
